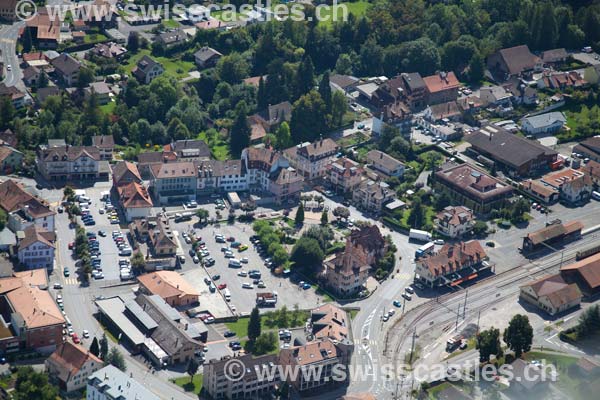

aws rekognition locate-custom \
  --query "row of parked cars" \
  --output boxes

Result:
[113,230,132,256]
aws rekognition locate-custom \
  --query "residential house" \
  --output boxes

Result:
[132,55,164,84]
[196,159,248,194]
[0,145,23,173]
[22,52,51,70]
[154,28,187,48]
[203,354,280,399]
[0,270,64,353]
[0,128,17,147]
[137,270,199,307]
[111,161,142,187]
[87,365,161,400]
[573,137,600,163]
[537,71,586,90]
[323,226,386,297]
[522,179,560,205]
[117,182,153,222]
[505,79,538,105]
[309,305,354,366]
[88,42,127,60]
[561,252,600,298]
[521,112,567,135]
[149,161,197,204]
[487,45,542,81]
[424,101,462,123]
[522,220,583,253]
[352,180,395,212]
[250,101,292,132]
[540,48,568,67]
[365,150,405,178]
[36,86,61,105]
[279,339,345,392]
[0,83,27,109]
[23,11,60,49]
[433,163,514,214]
[194,46,223,68]
[137,150,178,180]
[37,144,108,181]
[540,168,593,204]
[0,0,17,21]
[248,115,268,144]
[327,157,364,194]
[195,17,226,31]
[242,146,304,204]
[434,206,475,238]
[46,342,103,393]
[371,73,427,111]
[519,274,581,315]
[22,66,41,87]
[147,215,177,257]
[164,139,211,162]
[51,54,81,86]
[465,125,558,177]
[423,71,460,105]
[329,74,360,94]
[479,85,513,107]
[17,225,56,270]
[85,82,111,105]
[582,160,600,186]
[91,135,114,160]
[0,179,55,232]
[284,138,340,180]
[508,359,549,392]
[415,241,489,288]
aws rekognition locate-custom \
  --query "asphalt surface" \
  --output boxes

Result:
[0,22,24,89]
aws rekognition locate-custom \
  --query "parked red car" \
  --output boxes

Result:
[68,242,74,250]
[71,333,80,344]
[218,283,227,290]
[227,237,235,242]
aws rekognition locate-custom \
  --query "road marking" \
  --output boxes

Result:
[423,352,431,359]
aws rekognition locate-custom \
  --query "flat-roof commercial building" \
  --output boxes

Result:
[87,365,161,400]
[465,125,558,177]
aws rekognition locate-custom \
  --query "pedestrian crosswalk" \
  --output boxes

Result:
[63,278,78,286]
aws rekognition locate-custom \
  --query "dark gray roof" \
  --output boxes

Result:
[135,55,160,74]
[194,46,222,62]
[170,139,211,158]
[465,125,557,169]
[401,72,426,91]
[522,112,566,129]
[50,53,81,76]
[124,298,158,331]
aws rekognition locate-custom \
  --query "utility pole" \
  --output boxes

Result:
[477,310,481,333]
[463,289,468,319]
[409,329,417,364]
[455,302,461,332]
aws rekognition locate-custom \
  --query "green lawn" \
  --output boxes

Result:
[198,130,230,160]
[172,374,203,394]
[83,32,108,44]
[100,101,117,115]
[524,351,584,399]
[162,19,181,28]
[318,1,371,27]
[124,49,195,79]
[212,9,245,22]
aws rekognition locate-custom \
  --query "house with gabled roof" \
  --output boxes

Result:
[132,55,164,84]
[138,270,199,307]
[284,138,340,180]
[17,225,56,270]
[487,45,542,81]
[37,143,109,182]
[46,342,103,393]
[194,46,223,68]
[520,273,581,315]
[50,53,81,86]
[92,135,114,160]
[117,182,153,222]
[0,179,55,232]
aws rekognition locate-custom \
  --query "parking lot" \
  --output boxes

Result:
[171,217,328,316]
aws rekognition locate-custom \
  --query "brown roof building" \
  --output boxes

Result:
[92,135,114,160]
[520,273,581,316]
[117,182,153,222]
[435,206,475,239]
[574,137,600,163]
[138,271,199,307]
[423,71,460,105]
[522,220,583,252]
[284,138,340,180]
[434,163,513,214]
[46,342,103,393]
[0,271,64,353]
[487,45,542,81]
[0,179,55,232]
[561,252,600,297]
[112,161,142,186]
[415,241,488,288]
[327,157,364,194]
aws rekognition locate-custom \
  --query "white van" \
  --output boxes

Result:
[223,288,231,302]
[592,191,600,201]
[228,259,241,268]
[78,196,91,203]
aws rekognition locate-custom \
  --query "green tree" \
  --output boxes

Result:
[37,71,49,90]
[248,307,261,342]
[468,51,485,83]
[196,208,209,224]
[12,367,58,400]
[127,31,140,52]
[90,337,100,357]
[295,203,305,225]
[333,206,350,221]
[186,358,199,383]
[0,96,16,129]
[274,121,293,149]
[318,70,332,113]
[0,209,7,231]
[295,56,315,98]
[63,186,75,201]
[106,347,127,371]
[503,314,534,358]
[22,27,33,53]
[320,210,328,226]
[229,100,251,157]
[253,332,277,355]
[130,251,146,273]
[477,327,503,362]
[290,237,325,270]
[291,91,328,142]
[473,221,488,236]
[407,198,425,229]
[77,66,94,89]
[217,53,250,84]
[100,334,109,360]
[257,76,268,110]
[331,91,347,128]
